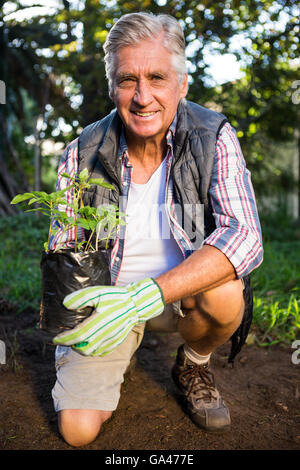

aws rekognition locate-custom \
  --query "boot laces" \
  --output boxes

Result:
[179,363,217,402]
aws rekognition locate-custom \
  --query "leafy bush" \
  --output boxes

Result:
[259,209,300,243]
[10,168,123,252]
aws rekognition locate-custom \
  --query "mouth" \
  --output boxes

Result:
[131,111,158,118]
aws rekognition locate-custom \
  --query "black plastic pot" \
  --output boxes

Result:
[39,249,111,336]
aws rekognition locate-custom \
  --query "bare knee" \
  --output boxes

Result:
[182,279,244,328]
[58,409,112,447]
[197,279,244,327]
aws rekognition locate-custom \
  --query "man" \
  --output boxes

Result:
[51,12,263,447]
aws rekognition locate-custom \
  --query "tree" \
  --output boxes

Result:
[0,0,76,213]
[1,0,299,216]
[213,1,300,213]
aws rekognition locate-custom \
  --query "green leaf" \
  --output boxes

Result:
[61,173,73,179]
[25,208,49,216]
[75,218,92,230]
[78,206,96,217]
[48,191,64,202]
[55,200,68,205]
[30,191,49,198]
[56,186,73,196]
[89,178,115,190]
[78,168,89,182]
[28,197,42,205]
[10,193,36,204]
[52,209,68,219]
[77,241,87,251]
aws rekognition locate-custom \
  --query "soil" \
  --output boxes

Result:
[0,299,300,452]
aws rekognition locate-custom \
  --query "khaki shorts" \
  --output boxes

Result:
[52,302,183,412]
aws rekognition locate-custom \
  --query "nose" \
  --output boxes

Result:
[133,79,153,107]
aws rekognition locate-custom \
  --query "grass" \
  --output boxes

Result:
[0,210,299,346]
[251,241,300,345]
[249,208,300,345]
[0,213,48,312]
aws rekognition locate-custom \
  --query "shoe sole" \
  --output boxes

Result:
[191,413,231,433]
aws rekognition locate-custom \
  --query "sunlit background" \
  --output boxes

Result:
[0,0,299,346]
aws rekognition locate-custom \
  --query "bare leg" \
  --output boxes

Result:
[178,278,245,355]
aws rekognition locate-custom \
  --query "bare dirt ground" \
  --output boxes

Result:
[0,300,300,452]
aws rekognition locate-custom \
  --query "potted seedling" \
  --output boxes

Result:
[11,168,125,336]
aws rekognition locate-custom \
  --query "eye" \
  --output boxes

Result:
[117,76,136,86]
[151,74,164,81]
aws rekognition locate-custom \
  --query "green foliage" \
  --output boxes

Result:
[11,168,124,252]
[251,241,300,346]
[0,213,48,311]
[11,187,70,251]
[212,2,299,192]
[250,212,300,346]
[1,0,299,203]
[259,209,300,243]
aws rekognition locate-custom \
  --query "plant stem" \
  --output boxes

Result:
[47,202,53,252]
[85,229,95,252]
[75,224,78,253]
[74,185,78,252]
[95,224,100,252]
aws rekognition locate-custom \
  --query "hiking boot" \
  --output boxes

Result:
[171,344,231,432]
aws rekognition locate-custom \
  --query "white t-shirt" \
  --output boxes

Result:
[117,157,183,286]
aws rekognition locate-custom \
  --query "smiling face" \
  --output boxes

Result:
[110,35,188,147]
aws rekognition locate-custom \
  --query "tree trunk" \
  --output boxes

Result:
[0,147,18,215]
[33,115,42,191]
[34,77,50,191]
[1,114,30,192]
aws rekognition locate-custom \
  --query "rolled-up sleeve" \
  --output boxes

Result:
[203,123,263,278]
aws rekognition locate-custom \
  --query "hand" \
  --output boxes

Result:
[53,278,165,356]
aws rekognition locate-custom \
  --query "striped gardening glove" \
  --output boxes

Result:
[53,278,165,357]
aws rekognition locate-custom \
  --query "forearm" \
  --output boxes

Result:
[155,245,237,304]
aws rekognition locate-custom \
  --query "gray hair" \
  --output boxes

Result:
[103,12,187,93]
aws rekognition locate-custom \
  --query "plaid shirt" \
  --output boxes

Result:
[50,118,263,284]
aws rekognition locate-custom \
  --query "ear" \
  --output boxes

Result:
[179,73,188,99]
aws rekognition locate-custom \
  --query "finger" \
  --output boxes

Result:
[63,286,103,310]
[52,311,99,345]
